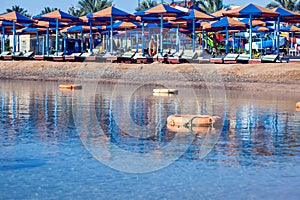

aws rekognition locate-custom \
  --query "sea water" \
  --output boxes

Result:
[0,80,299,199]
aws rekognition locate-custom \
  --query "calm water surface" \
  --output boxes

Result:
[0,80,299,199]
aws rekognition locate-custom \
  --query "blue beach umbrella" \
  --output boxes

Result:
[135,10,163,56]
[33,10,81,56]
[176,9,214,53]
[144,4,187,55]
[87,6,133,54]
[29,20,68,55]
[223,3,279,58]
[280,25,300,48]
[17,27,55,54]
[272,7,300,54]
[210,17,247,54]
[0,20,22,52]
[0,11,33,54]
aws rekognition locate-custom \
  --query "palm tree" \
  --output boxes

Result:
[6,5,31,17]
[40,7,58,15]
[135,0,158,11]
[197,0,224,13]
[75,0,113,16]
[266,0,299,11]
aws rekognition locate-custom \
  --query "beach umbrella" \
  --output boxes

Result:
[61,25,100,53]
[280,25,300,32]
[87,6,133,54]
[135,9,164,56]
[272,7,300,21]
[144,4,187,55]
[208,17,247,54]
[271,7,300,52]
[176,9,214,53]
[33,10,81,56]
[281,25,300,48]
[17,27,56,54]
[212,8,231,18]
[239,19,266,27]
[61,25,98,34]
[30,20,68,56]
[0,11,33,54]
[0,20,24,52]
[223,3,279,58]
[108,21,140,51]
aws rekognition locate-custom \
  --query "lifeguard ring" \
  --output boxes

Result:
[167,114,219,127]
[167,124,211,134]
[149,38,157,56]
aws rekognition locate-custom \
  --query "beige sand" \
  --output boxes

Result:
[0,61,299,93]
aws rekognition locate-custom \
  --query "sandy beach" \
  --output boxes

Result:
[0,60,299,93]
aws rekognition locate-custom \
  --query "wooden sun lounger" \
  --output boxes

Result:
[13,52,34,60]
[261,55,278,63]
[134,53,153,64]
[34,54,45,60]
[0,51,11,60]
[75,52,92,62]
[53,52,65,61]
[4,52,22,60]
[180,51,198,63]
[117,52,136,63]
[210,56,224,64]
[237,54,250,64]
[223,53,239,64]
[65,53,82,61]
[168,50,184,64]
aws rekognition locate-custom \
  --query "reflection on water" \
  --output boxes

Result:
[0,80,299,198]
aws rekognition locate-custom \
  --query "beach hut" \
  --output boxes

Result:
[223,3,279,59]
[0,12,33,55]
[143,4,187,55]
[33,10,81,56]
[87,6,133,54]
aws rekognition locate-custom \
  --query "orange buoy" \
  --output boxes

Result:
[167,114,219,127]
[296,102,300,109]
[153,89,178,94]
[149,37,157,56]
[59,84,82,90]
[167,124,211,134]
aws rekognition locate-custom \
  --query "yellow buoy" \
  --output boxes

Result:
[153,89,178,94]
[59,84,82,90]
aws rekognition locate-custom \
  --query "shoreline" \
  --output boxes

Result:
[0,61,300,94]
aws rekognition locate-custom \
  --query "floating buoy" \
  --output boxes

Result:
[167,114,219,127]
[296,102,300,109]
[153,89,178,94]
[153,93,175,97]
[167,124,211,134]
[59,84,82,90]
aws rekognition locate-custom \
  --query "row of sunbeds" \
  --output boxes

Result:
[210,53,283,64]
[0,51,289,63]
[0,51,34,60]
